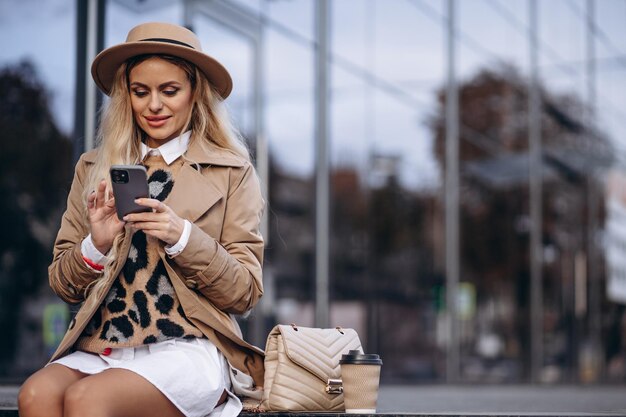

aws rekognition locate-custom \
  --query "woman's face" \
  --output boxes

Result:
[128,57,193,147]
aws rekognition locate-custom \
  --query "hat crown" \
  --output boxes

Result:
[126,22,202,51]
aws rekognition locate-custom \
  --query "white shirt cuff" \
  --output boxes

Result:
[165,220,191,257]
[81,234,109,271]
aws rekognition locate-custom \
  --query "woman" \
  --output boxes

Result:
[18,22,265,417]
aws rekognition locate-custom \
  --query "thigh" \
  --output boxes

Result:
[19,364,88,417]
[65,368,185,417]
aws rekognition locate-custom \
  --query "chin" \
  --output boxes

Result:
[144,129,176,142]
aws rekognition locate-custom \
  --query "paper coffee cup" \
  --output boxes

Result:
[340,350,383,413]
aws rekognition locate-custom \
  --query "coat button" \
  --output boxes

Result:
[68,318,76,330]
[185,279,198,289]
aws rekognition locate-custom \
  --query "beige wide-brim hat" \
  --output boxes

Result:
[91,22,232,99]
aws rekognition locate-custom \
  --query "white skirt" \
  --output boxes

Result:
[50,338,243,417]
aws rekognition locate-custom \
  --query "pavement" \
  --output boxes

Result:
[2,384,626,415]
[377,385,626,414]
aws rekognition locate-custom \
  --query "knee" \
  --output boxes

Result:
[63,379,110,417]
[63,380,97,417]
[18,379,52,417]
[17,382,36,415]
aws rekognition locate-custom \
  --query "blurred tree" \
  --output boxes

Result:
[0,61,72,376]
[428,63,610,285]
[428,63,613,380]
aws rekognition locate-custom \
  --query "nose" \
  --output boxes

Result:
[148,92,162,113]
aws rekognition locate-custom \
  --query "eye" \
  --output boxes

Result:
[162,88,179,96]
[132,89,148,98]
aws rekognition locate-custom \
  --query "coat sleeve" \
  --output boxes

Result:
[171,163,265,314]
[48,155,101,304]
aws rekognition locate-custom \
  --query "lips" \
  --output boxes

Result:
[144,115,171,128]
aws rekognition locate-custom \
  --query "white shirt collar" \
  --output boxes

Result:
[141,131,191,165]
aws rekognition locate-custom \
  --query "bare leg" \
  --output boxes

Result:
[18,364,88,417]
[63,368,187,417]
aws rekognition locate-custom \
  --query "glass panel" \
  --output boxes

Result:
[266,31,314,175]
[265,0,315,43]
[106,1,184,45]
[193,19,254,137]
[331,0,445,382]
[457,0,531,382]
[590,0,626,384]
[595,0,626,163]
[226,0,264,14]
[264,13,316,326]
[0,0,76,134]
[537,0,587,384]
[0,0,76,380]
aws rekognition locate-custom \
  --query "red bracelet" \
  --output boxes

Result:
[82,256,104,272]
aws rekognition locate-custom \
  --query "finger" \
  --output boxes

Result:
[132,220,163,229]
[87,190,96,209]
[123,211,167,223]
[95,180,107,208]
[135,198,167,212]
[131,221,166,232]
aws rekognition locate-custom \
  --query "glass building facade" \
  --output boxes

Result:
[1,0,626,384]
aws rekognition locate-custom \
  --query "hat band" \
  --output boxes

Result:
[140,38,195,49]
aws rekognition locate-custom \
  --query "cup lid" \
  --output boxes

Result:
[340,350,383,365]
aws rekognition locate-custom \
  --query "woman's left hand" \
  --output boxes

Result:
[123,198,185,246]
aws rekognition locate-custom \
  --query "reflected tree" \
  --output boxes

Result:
[429,63,613,381]
[0,61,72,376]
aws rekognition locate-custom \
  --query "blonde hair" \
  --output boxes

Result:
[82,54,249,301]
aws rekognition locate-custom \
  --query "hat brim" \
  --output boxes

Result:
[91,41,233,99]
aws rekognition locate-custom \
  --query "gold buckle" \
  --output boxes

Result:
[325,378,343,394]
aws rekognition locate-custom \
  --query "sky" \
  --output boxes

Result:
[1,0,626,190]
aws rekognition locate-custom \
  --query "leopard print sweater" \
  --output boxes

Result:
[76,153,203,353]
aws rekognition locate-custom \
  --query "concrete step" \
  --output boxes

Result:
[0,410,621,417]
[3,384,626,416]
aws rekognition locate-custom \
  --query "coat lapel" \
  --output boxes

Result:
[165,163,223,223]
[165,139,246,223]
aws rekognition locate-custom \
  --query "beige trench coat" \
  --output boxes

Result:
[48,138,265,389]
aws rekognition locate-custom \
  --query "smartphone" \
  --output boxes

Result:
[110,165,151,220]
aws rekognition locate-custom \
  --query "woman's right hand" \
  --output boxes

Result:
[88,179,125,254]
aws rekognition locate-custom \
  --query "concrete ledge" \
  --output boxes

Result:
[3,384,626,416]
[1,410,623,417]
[236,414,622,417]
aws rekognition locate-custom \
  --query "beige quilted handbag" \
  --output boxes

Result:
[261,324,363,411]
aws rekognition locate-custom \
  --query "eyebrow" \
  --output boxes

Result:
[129,81,182,89]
